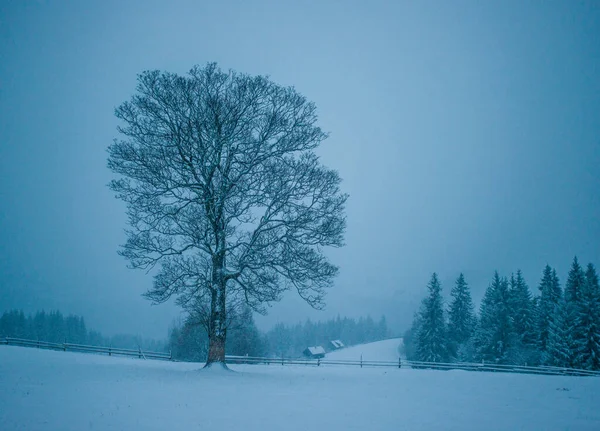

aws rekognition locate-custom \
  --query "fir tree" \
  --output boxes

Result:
[416,273,448,362]
[565,257,586,366]
[508,270,537,364]
[565,257,586,304]
[474,272,514,364]
[537,265,561,353]
[565,256,585,303]
[509,270,536,345]
[227,306,265,357]
[447,273,476,360]
[574,264,600,370]
[403,312,421,361]
[544,298,571,367]
[377,315,389,340]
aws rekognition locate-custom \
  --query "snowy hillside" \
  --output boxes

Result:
[325,338,403,361]
[2,345,600,431]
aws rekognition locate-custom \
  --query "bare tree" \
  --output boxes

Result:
[107,63,347,366]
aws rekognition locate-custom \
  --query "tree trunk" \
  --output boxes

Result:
[205,250,227,367]
[206,288,227,365]
[206,329,226,364]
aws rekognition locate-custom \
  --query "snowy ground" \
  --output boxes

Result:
[1,345,600,431]
[325,337,403,361]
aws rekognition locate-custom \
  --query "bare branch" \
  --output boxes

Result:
[108,63,347,363]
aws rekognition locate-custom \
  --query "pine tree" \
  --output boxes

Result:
[474,272,514,364]
[227,307,264,357]
[377,315,389,340]
[544,298,571,367]
[508,270,537,363]
[564,257,586,366]
[537,265,561,353]
[415,273,448,362]
[403,312,421,361]
[447,273,476,360]
[565,257,586,303]
[574,264,600,370]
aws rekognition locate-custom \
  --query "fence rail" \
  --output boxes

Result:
[1,336,171,361]
[2,337,599,377]
[224,354,600,377]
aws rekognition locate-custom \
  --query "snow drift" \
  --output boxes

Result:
[1,345,599,431]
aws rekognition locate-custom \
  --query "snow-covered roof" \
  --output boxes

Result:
[305,346,326,355]
[330,340,344,349]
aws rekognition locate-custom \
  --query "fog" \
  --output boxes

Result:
[1,0,599,340]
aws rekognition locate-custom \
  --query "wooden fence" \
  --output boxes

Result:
[3,337,599,377]
[1,336,171,361]
[224,354,600,377]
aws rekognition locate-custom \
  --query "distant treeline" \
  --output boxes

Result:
[1,307,391,361]
[265,315,389,358]
[0,309,167,352]
[405,257,600,371]
[169,310,390,361]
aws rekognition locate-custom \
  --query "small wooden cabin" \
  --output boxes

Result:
[303,346,326,359]
[329,340,344,350]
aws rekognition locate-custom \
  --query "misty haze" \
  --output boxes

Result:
[1,1,599,430]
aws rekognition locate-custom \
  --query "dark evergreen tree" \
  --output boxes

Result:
[544,298,571,367]
[268,322,293,357]
[530,294,540,347]
[415,273,448,362]
[227,307,265,357]
[33,310,49,341]
[509,271,536,345]
[574,263,600,370]
[508,270,538,364]
[456,332,478,363]
[447,273,476,360]
[0,310,28,338]
[403,312,421,361]
[474,272,514,364]
[565,257,586,304]
[377,315,389,340]
[169,320,209,362]
[65,315,87,344]
[564,257,586,366]
[537,265,561,354]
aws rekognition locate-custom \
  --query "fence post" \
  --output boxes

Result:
[169,349,172,361]
[318,358,320,367]
[398,357,401,369]
[63,338,67,352]
[109,345,112,356]
[360,354,363,368]
[138,346,142,359]
[281,354,284,366]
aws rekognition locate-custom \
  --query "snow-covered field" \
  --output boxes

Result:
[1,344,600,431]
[326,337,403,361]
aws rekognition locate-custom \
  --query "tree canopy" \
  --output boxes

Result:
[107,63,347,364]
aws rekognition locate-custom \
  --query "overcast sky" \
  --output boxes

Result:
[1,0,599,339]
